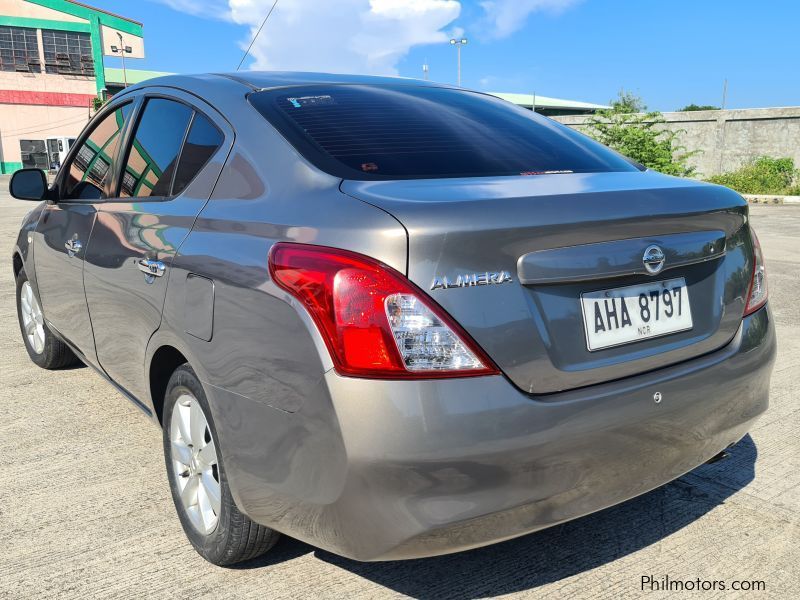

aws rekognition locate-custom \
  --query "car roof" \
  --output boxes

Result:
[117,71,450,97]
[220,71,448,90]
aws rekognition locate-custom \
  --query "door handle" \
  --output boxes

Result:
[137,258,166,281]
[64,238,82,257]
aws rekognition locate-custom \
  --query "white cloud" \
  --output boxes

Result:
[149,0,233,20]
[149,0,581,75]
[479,0,581,39]
[228,0,461,75]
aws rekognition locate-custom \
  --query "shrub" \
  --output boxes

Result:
[582,91,697,177]
[91,95,107,112]
[707,157,799,195]
[678,104,720,111]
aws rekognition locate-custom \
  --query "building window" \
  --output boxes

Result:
[41,29,93,76]
[0,26,41,72]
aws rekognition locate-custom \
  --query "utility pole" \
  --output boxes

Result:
[721,78,728,110]
[449,38,467,86]
[110,32,132,88]
[718,78,730,173]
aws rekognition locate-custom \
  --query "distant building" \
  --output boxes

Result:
[104,66,169,96]
[489,92,609,117]
[0,0,151,173]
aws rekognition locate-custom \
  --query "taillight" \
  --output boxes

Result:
[744,228,768,316]
[268,243,499,379]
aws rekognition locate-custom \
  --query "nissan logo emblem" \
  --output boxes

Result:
[643,245,666,275]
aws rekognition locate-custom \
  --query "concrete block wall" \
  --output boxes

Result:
[551,107,800,178]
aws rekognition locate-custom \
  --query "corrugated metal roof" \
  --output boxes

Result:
[489,92,609,111]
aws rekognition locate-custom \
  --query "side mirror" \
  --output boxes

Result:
[9,168,48,201]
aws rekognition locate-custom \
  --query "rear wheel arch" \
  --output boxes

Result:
[161,363,280,564]
[149,345,188,425]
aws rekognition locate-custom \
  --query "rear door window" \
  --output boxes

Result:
[249,84,639,180]
[119,98,193,198]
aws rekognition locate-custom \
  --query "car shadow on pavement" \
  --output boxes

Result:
[269,434,756,599]
[62,361,88,371]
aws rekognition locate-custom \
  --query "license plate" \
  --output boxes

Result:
[580,277,693,351]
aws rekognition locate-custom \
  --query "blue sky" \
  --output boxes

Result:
[97,0,798,111]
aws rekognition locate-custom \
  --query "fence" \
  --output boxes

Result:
[551,107,800,178]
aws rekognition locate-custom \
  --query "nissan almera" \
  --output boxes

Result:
[10,72,775,565]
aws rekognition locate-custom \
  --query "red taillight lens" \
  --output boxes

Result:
[268,243,499,379]
[744,228,768,316]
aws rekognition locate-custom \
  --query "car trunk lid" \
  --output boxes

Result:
[341,170,753,394]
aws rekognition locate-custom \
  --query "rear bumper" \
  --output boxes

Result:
[224,305,775,561]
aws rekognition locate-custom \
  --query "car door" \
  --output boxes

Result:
[83,91,230,401]
[33,101,133,365]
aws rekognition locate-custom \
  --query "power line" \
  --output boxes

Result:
[2,112,88,131]
[2,114,89,135]
[1,111,93,134]
[236,0,279,71]
[2,115,90,137]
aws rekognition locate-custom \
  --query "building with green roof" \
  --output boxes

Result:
[0,0,145,172]
[489,92,609,116]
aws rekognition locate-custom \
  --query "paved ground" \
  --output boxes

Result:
[1,187,798,599]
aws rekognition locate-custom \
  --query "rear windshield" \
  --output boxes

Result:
[249,84,639,180]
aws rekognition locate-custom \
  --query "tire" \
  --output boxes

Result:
[16,268,80,369]
[162,364,280,566]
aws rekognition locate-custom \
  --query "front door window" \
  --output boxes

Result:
[63,102,132,201]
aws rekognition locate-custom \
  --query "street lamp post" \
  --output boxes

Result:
[110,32,133,88]
[449,38,467,86]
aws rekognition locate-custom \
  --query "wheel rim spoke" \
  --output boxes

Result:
[196,478,217,530]
[32,328,44,353]
[180,474,199,509]
[197,439,216,467]
[176,401,193,446]
[189,400,207,449]
[201,471,221,515]
[171,440,193,466]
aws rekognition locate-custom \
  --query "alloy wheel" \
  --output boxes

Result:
[169,394,222,535]
[20,281,45,355]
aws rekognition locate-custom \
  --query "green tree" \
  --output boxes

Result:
[583,92,697,177]
[678,103,720,111]
[609,89,646,113]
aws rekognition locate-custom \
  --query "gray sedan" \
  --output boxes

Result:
[9,72,775,565]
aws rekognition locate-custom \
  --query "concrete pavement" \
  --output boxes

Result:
[1,190,798,599]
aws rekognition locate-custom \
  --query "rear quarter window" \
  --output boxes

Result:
[172,113,224,196]
[249,84,638,180]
